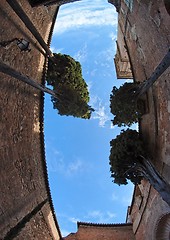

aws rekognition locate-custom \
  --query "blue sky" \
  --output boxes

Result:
[44,0,134,237]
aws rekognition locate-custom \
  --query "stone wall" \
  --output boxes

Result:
[0,0,61,239]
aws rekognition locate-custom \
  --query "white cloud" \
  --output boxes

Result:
[107,211,116,219]
[61,229,70,237]
[98,45,116,65]
[93,105,110,127]
[121,195,133,207]
[121,184,134,207]
[74,44,87,63]
[45,142,65,173]
[66,158,84,176]
[90,95,110,127]
[57,213,79,223]
[90,68,97,77]
[111,193,118,201]
[45,141,85,176]
[50,46,64,53]
[110,122,116,129]
[87,81,93,92]
[57,213,80,236]
[54,0,117,34]
[109,32,117,41]
[86,210,116,223]
[69,217,81,224]
[88,210,101,218]
[109,185,134,207]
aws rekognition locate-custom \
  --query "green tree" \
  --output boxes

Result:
[110,82,140,127]
[110,49,170,127]
[47,53,93,119]
[109,129,145,185]
[109,129,170,206]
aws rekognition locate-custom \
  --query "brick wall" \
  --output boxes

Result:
[116,1,170,239]
[119,0,170,81]
[111,0,170,175]
[0,1,61,239]
[117,0,170,181]
[64,223,135,240]
[130,181,170,240]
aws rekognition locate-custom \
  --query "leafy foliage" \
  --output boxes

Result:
[110,82,141,127]
[109,129,146,185]
[47,53,93,119]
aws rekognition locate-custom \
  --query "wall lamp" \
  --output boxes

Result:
[17,39,31,52]
[0,38,31,52]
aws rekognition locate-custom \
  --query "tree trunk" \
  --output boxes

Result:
[0,61,60,99]
[135,157,170,206]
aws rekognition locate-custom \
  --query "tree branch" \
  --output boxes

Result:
[137,156,170,206]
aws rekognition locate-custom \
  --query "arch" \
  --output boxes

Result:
[154,213,170,240]
[164,0,170,15]
[142,190,170,240]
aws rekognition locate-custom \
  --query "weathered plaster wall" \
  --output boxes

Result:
[0,1,61,239]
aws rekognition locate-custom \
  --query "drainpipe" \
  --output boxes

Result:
[0,61,60,99]
[137,48,170,97]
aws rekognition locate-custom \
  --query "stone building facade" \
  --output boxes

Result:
[0,0,61,239]
[109,0,170,239]
[111,0,170,181]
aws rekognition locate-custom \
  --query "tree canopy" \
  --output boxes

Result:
[109,129,170,206]
[109,129,146,185]
[110,82,141,127]
[46,53,93,119]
